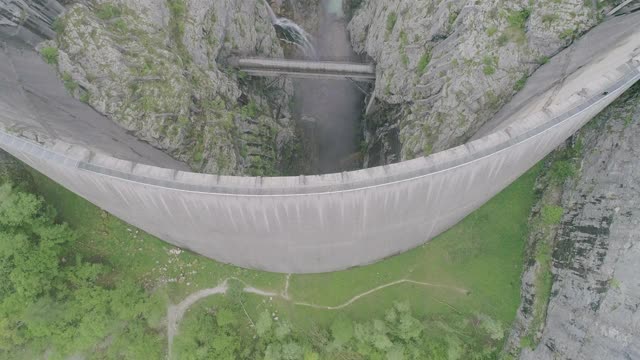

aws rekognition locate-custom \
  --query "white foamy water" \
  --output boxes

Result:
[263,0,317,58]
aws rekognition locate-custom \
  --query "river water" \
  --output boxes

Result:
[293,0,364,173]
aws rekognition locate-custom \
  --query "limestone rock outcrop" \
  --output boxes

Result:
[42,0,298,175]
[518,84,640,360]
[348,0,601,164]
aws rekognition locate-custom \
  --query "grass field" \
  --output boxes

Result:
[29,164,540,354]
[243,166,541,345]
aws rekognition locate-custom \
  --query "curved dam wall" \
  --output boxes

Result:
[0,13,639,273]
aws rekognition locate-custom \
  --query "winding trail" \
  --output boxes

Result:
[166,277,469,357]
[166,281,229,357]
[290,279,468,310]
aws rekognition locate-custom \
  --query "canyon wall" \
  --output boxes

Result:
[348,0,606,165]
[41,0,301,175]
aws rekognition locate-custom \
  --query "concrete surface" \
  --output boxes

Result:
[474,10,640,138]
[236,57,376,80]
[0,34,189,170]
[0,12,639,273]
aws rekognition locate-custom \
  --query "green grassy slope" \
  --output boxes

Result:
[29,164,539,357]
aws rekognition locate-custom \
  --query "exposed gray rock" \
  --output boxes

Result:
[41,0,298,175]
[348,0,604,162]
[0,0,65,44]
[97,0,169,29]
[520,84,640,360]
[182,0,283,66]
[502,163,565,357]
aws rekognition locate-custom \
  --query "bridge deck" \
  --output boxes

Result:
[235,57,376,80]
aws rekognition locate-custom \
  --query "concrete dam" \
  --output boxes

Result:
[1,3,639,273]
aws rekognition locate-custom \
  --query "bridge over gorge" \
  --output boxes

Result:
[231,57,378,114]
[231,57,376,81]
[0,2,639,273]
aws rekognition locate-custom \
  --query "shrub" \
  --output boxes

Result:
[483,65,496,75]
[62,72,77,93]
[560,28,578,41]
[504,8,530,44]
[417,51,431,76]
[112,18,127,32]
[541,205,563,225]
[497,33,509,46]
[549,160,576,184]
[448,9,460,25]
[541,13,558,24]
[401,53,409,67]
[241,101,260,118]
[482,55,497,75]
[52,18,65,34]
[79,91,90,104]
[386,12,397,34]
[96,3,122,20]
[513,74,528,91]
[167,0,189,61]
[507,9,530,30]
[40,46,59,65]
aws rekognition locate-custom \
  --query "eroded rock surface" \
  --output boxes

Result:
[349,0,603,164]
[42,0,299,175]
[520,84,640,360]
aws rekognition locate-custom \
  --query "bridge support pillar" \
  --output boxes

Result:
[365,94,376,116]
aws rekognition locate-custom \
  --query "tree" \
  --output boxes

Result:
[275,321,292,340]
[282,342,303,360]
[256,310,273,337]
[330,317,354,346]
[0,183,72,354]
[0,182,159,359]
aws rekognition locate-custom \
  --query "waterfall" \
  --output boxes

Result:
[263,0,317,58]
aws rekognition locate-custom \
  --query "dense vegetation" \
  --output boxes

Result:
[178,298,429,359]
[176,292,506,360]
[0,152,540,359]
[0,182,164,359]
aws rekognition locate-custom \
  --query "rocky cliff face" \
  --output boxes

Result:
[519,83,640,360]
[42,0,300,175]
[503,84,640,359]
[348,0,602,164]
